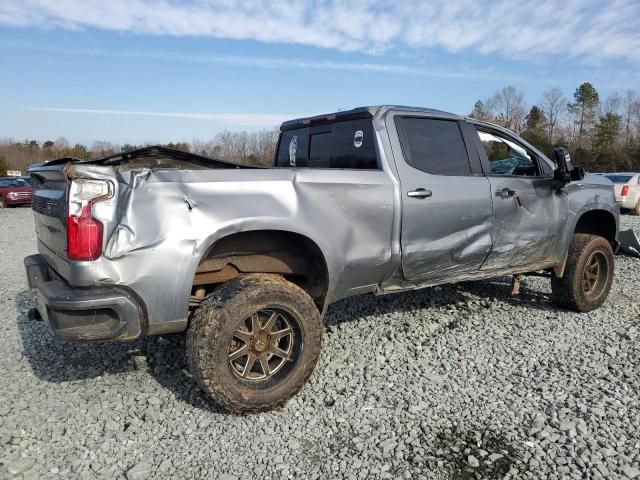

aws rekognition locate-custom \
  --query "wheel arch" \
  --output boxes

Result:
[190,229,331,313]
[573,209,617,245]
[554,208,618,278]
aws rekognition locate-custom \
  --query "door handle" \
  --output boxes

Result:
[407,188,433,199]
[496,188,516,199]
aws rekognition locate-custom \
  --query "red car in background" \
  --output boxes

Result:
[0,177,32,208]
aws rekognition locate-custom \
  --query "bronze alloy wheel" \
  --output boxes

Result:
[581,251,609,300]
[551,234,614,312]
[186,274,323,413]
[228,308,298,382]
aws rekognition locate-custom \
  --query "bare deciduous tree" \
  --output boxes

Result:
[623,90,637,147]
[541,88,566,144]
[489,86,527,133]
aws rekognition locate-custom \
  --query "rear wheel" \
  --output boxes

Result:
[186,274,323,414]
[633,200,640,216]
[0,197,5,208]
[551,234,614,312]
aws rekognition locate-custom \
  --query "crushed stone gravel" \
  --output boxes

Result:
[1,207,639,479]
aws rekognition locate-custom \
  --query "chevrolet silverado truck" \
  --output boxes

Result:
[24,106,619,413]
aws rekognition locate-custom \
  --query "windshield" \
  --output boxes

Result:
[604,174,633,183]
[0,178,29,188]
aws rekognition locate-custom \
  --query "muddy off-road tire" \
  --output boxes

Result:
[551,234,614,313]
[186,274,323,414]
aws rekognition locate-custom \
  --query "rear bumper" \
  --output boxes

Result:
[616,196,637,209]
[24,254,143,342]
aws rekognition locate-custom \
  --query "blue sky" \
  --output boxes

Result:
[1,0,639,145]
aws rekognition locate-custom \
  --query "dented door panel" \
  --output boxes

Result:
[469,125,565,271]
[400,175,493,282]
[384,111,493,283]
[483,176,561,270]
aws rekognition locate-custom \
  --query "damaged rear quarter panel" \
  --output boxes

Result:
[74,165,394,335]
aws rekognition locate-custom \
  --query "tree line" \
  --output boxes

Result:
[0,129,279,175]
[1,81,639,176]
[470,83,640,172]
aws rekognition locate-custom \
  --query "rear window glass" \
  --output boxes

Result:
[395,117,471,175]
[604,174,633,183]
[275,119,378,169]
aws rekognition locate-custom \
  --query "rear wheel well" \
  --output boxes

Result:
[573,210,617,245]
[191,230,329,312]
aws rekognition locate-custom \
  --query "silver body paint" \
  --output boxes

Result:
[28,106,620,340]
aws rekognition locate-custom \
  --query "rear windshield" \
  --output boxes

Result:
[604,174,633,183]
[275,119,378,169]
[0,178,29,188]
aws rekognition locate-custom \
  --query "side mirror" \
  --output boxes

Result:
[552,147,572,189]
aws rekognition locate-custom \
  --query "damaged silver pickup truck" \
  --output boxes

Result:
[25,106,619,413]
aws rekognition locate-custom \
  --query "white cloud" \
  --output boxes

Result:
[30,107,296,127]
[1,0,640,64]
[3,41,530,82]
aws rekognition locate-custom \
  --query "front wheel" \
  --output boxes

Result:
[186,274,323,414]
[551,234,614,312]
[0,197,5,208]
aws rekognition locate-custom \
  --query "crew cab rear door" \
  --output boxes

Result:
[467,124,562,270]
[389,113,493,283]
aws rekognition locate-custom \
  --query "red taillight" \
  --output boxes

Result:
[66,179,111,261]
[621,185,629,196]
[67,202,103,261]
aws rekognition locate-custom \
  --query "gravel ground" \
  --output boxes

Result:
[1,207,639,480]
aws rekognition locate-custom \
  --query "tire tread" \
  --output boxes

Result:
[551,233,614,312]
[186,274,322,414]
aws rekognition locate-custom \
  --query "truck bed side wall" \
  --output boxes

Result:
[49,167,395,335]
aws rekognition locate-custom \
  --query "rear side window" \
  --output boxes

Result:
[275,119,378,169]
[395,117,471,175]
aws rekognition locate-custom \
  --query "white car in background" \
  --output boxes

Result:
[604,173,640,215]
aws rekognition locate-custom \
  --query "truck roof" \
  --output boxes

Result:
[280,105,462,131]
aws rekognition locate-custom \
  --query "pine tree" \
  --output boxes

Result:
[568,83,600,150]
[593,112,622,171]
[522,106,551,154]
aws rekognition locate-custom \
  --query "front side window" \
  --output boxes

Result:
[395,117,471,175]
[478,130,540,177]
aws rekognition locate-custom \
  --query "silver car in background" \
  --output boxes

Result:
[604,173,640,215]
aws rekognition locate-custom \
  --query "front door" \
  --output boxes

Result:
[391,115,493,283]
[471,126,562,271]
